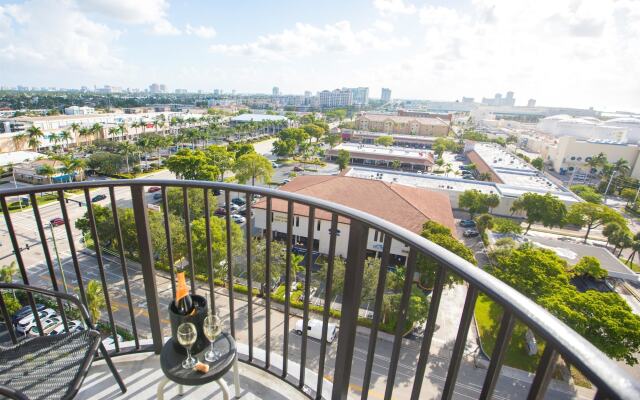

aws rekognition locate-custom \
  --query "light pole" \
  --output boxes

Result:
[49,223,69,294]
[603,169,617,204]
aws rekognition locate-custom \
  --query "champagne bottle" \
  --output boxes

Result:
[174,268,195,316]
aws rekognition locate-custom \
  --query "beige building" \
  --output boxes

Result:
[545,136,640,178]
[355,113,449,136]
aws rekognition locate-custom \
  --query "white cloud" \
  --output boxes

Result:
[0,0,127,82]
[373,0,416,15]
[210,21,409,59]
[185,24,217,39]
[374,19,394,32]
[78,0,180,36]
[372,0,640,110]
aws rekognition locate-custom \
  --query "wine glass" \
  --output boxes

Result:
[177,322,198,369]
[203,311,222,362]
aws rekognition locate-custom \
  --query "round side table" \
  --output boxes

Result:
[158,332,241,400]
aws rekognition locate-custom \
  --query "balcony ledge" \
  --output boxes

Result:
[79,340,329,399]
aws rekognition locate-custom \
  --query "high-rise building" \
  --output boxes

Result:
[149,83,161,93]
[349,87,369,106]
[527,98,537,107]
[272,86,280,96]
[381,88,391,102]
[159,84,167,93]
[481,92,515,106]
[319,89,353,108]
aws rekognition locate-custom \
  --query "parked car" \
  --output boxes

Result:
[213,189,221,196]
[459,220,476,228]
[12,304,45,325]
[463,229,480,238]
[231,214,246,224]
[50,218,65,227]
[27,316,63,337]
[293,166,304,172]
[214,207,226,217]
[462,176,475,180]
[16,308,57,333]
[223,203,240,213]
[283,179,291,184]
[231,198,246,206]
[454,155,466,161]
[147,186,161,193]
[271,162,281,168]
[238,207,253,217]
[153,192,162,200]
[49,320,85,335]
[294,319,337,343]
[91,194,107,202]
[102,334,124,350]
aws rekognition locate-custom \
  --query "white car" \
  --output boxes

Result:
[271,162,281,168]
[294,319,337,343]
[224,203,240,213]
[49,320,85,335]
[231,214,246,224]
[27,316,62,337]
[102,334,124,350]
[16,308,57,333]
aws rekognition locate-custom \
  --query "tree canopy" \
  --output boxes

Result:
[566,202,626,242]
[166,148,220,181]
[233,153,273,185]
[488,244,640,365]
[459,189,500,219]
[510,192,567,234]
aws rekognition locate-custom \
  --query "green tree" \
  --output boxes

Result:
[492,218,523,234]
[336,149,350,171]
[566,202,626,243]
[227,142,255,159]
[381,287,429,328]
[85,280,105,324]
[417,221,476,288]
[86,152,125,176]
[205,145,235,180]
[233,153,273,186]
[324,132,342,147]
[391,159,401,170]
[571,256,607,279]
[531,157,544,171]
[620,188,637,202]
[458,189,496,219]
[166,149,220,181]
[475,213,494,233]
[602,222,627,248]
[570,185,603,204]
[37,164,56,183]
[510,192,567,234]
[301,124,324,143]
[374,136,394,147]
[190,217,244,278]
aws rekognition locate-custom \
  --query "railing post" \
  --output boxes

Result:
[131,185,163,354]
[332,219,369,400]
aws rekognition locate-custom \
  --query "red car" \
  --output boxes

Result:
[50,218,65,227]
[147,186,161,193]
[214,207,226,217]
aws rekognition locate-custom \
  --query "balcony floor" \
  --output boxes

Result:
[78,352,308,400]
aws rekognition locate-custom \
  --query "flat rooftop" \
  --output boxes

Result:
[345,166,500,194]
[345,166,581,203]
[470,143,562,191]
[230,114,287,122]
[330,143,433,160]
[349,130,438,142]
[0,151,43,167]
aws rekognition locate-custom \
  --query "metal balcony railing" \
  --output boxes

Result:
[0,180,638,400]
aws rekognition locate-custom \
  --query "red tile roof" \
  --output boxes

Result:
[254,175,455,234]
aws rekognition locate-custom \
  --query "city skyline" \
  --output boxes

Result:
[1,0,639,112]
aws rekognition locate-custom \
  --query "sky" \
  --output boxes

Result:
[0,0,639,112]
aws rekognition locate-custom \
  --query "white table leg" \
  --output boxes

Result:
[157,376,170,400]
[217,379,231,400]
[233,355,241,398]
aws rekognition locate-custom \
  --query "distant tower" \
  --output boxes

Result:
[272,86,280,96]
[527,98,536,107]
[381,88,391,102]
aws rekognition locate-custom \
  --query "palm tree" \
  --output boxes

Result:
[626,233,640,266]
[614,158,631,177]
[12,133,28,151]
[108,127,119,140]
[59,130,72,149]
[90,123,103,145]
[0,261,18,299]
[85,280,105,324]
[47,132,59,151]
[78,127,90,146]
[26,125,44,151]
[117,142,137,173]
[37,164,56,183]
[62,157,85,182]
[118,123,128,141]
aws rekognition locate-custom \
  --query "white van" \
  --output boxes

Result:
[294,319,337,343]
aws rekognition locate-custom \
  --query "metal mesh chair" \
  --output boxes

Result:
[0,283,126,400]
